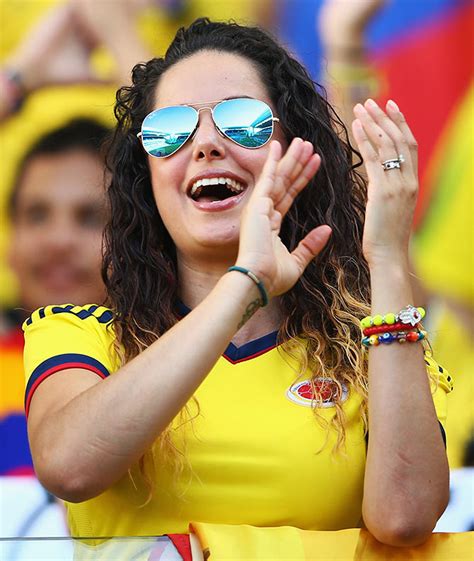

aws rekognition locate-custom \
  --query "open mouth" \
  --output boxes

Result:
[189,177,246,202]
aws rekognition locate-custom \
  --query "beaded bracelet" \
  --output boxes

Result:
[362,330,426,347]
[361,305,425,329]
[227,266,269,307]
[363,321,420,336]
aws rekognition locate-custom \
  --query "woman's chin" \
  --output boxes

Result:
[177,231,239,262]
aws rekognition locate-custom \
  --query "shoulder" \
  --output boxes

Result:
[23,305,121,415]
[23,304,118,370]
[23,304,114,331]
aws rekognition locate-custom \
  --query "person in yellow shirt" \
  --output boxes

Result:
[0,118,110,548]
[24,17,451,548]
[1,117,109,470]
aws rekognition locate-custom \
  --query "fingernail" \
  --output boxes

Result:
[366,98,377,108]
[387,99,400,111]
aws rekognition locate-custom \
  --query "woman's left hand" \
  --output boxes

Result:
[352,99,419,268]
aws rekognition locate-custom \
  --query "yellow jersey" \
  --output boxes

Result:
[23,304,452,537]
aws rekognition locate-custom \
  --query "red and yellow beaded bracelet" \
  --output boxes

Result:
[360,305,426,348]
[361,305,425,329]
[363,321,420,336]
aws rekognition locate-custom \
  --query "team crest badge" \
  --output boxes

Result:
[286,378,348,408]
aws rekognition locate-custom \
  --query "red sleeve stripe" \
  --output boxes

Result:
[25,354,109,417]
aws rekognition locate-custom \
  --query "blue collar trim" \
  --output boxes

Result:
[176,301,278,364]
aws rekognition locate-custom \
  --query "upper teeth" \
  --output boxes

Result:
[190,177,245,197]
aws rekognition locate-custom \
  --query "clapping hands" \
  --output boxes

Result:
[236,97,419,300]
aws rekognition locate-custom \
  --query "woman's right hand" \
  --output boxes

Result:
[236,138,332,299]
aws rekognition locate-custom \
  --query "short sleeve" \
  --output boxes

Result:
[425,353,454,439]
[23,304,119,416]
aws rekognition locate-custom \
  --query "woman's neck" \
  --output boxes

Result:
[177,256,282,347]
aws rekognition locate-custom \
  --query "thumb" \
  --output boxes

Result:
[290,225,332,273]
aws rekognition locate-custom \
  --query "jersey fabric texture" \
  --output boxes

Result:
[23,304,453,537]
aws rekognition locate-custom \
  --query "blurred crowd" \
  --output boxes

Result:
[0,0,472,537]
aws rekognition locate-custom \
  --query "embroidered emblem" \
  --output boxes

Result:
[286,378,348,408]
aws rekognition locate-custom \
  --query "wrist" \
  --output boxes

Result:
[5,56,40,94]
[214,270,265,330]
[324,39,365,62]
[0,67,27,114]
[369,260,416,314]
[369,258,410,277]
[366,248,410,272]
[227,266,269,307]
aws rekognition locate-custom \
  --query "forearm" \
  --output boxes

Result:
[92,16,151,85]
[324,46,376,135]
[362,260,449,545]
[35,271,262,501]
[320,1,380,140]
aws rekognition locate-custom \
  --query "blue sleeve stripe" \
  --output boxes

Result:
[25,353,109,416]
[97,309,114,323]
[51,304,75,314]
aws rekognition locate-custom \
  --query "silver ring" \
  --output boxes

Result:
[382,154,405,171]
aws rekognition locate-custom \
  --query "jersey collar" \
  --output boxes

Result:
[175,301,278,364]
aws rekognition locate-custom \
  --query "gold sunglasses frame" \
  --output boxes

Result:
[137,98,280,158]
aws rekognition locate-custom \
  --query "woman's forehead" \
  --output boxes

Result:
[154,50,271,109]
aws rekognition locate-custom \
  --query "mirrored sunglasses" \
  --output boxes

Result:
[138,97,279,158]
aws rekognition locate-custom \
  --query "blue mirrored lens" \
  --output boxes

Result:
[141,106,198,157]
[213,98,274,148]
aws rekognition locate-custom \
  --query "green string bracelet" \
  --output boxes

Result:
[227,266,269,307]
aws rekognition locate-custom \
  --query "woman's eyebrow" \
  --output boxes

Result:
[221,95,253,100]
[191,95,254,106]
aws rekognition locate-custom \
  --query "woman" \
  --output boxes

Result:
[23,18,451,547]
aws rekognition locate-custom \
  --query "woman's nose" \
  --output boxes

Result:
[191,109,226,161]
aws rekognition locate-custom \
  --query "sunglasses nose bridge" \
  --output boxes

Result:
[192,106,225,138]
[195,106,213,115]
